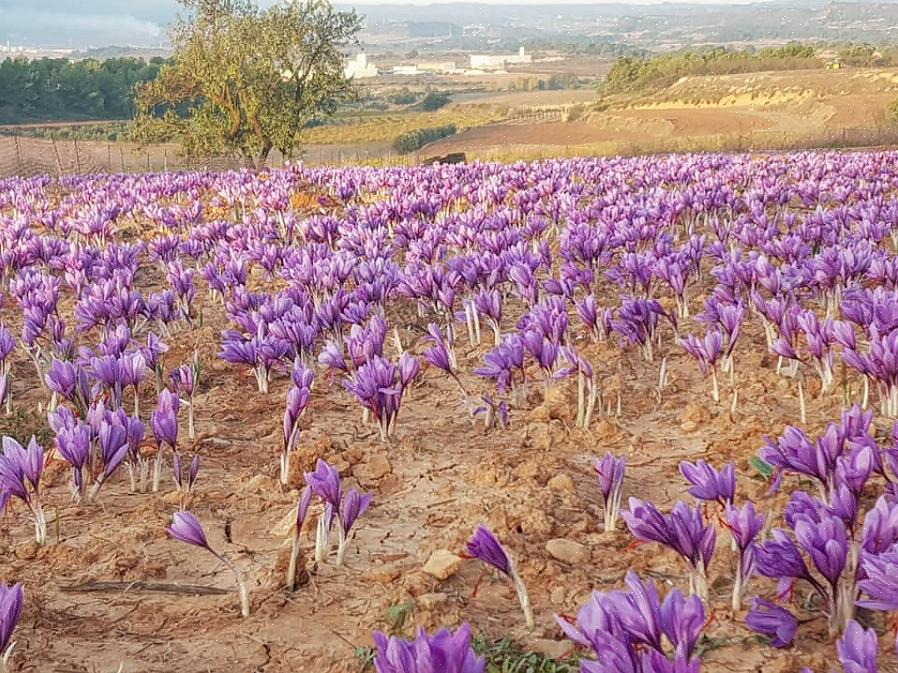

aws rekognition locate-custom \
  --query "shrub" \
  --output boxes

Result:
[392,124,457,154]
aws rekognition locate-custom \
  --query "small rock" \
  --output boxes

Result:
[517,510,554,536]
[525,423,553,450]
[345,446,365,463]
[544,385,570,420]
[681,401,710,425]
[592,419,618,440]
[549,585,567,604]
[246,474,274,492]
[680,419,699,433]
[367,564,402,584]
[545,538,588,565]
[527,405,552,423]
[203,437,232,448]
[162,491,182,507]
[402,571,432,596]
[354,453,392,482]
[270,505,299,538]
[548,473,575,493]
[528,638,573,660]
[422,549,463,580]
[416,592,449,610]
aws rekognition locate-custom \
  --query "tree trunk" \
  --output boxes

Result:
[256,142,273,171]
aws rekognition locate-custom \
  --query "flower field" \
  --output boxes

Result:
[1,152,898,671]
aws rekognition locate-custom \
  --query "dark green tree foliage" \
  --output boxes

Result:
[418,92,451,112]
[0,57,164,123]
[131,0,361,168]
[601,43,820,96]
[392,124,456,154]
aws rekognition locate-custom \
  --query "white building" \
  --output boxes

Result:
[344,53,378,79]
[469,47,532,71]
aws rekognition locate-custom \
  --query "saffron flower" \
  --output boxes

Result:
[724,501,764,610]
[150,389,179,492]
[679,460,735,505]
[166,511,250,618]
[466,525,533,628]
[595,452,626,532]
[0,436,47,544]
[0,583,23,672]
[337,488,372,566]
[286,487,311,591]
[836,620,878,673]
[372,623,485,673]
[745,598,797,648]
[623,498,716,601]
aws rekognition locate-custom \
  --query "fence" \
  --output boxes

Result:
[3,124,898,177]
[0,135,413,178]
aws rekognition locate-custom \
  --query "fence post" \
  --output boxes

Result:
[73,138,82,174]
[107,143,112,173]
[146,150,151,172]
[164,148,168,172]
[120,146,126,172]
[13,136,22,169]
[52,139,64,176]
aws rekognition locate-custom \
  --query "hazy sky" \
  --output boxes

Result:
[347,0,774,4]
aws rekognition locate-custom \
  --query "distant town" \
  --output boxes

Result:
[344,47,537,79]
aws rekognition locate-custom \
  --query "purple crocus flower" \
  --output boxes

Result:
[679,460,735,505]
[0,436,46,544]
[166,511,250,618]
[150,389,179,493]
[725,501,765,610]
[623,499,715,601]
[745,598,797,648]
[466,525,533,628]
[305,459,342,509]
[659,588,705,660]
[281,364,312,485]
[336,488,372,565]
[595,452,626,532]
[151,389,180,449]
[372,623,485,673]
[166,510,210,549]
[836,620,878,673]
[0,582,23,668]
[466,525,511,576]
[286,486,313,590]
[858,547,898,611]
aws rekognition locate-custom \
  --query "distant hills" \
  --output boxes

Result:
[3,0,898,50]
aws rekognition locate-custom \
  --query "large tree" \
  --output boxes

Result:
[131,0,360,167]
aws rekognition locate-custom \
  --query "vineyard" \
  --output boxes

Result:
[299,109,502,146]
[0,153,897,672]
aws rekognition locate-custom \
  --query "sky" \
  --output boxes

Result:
[0,0,814,47]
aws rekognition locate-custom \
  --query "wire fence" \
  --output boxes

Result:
[0,135,415,177]
[2,125,898,177]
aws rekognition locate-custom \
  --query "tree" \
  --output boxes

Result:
[131,0,361,168]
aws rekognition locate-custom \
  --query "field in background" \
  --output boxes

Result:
[2,64,898,175]
[423,65,898,162]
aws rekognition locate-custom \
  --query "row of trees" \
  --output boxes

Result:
[601,43,820,96]
[0,58,164,124]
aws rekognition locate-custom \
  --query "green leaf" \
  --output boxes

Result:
[748,456,773,481]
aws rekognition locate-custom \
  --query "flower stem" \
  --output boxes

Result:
[511,570,534,629]
[286,535,301,591]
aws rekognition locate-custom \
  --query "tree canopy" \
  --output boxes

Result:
[131,0,361,167]
[0,57,164,124]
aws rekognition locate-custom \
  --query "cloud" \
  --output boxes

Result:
[1,8,165,45]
